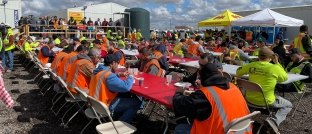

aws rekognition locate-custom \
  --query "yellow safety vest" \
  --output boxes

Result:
[4,28,15,51]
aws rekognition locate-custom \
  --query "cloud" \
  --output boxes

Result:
[21,0,312,29]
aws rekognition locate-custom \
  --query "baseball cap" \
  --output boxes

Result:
[92,39,101,44]
[257,36,266,43]
[104,54,120,65]
[259,48,274,59]
[288,48,300,55]
[73,38,80,42]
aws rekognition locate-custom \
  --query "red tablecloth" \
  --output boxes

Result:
[130,73,176,109]
[168,56,197,66]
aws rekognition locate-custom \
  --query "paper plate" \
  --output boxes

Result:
[174,82,192,88]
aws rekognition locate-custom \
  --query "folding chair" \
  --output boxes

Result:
[222,72,232,81]
[236,78,279,134]
[224,111,261,134]
[87,96,136,134]
[291,84,311,117]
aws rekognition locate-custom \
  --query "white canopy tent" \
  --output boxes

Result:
[232,8,304,27]
[233,8,304,43]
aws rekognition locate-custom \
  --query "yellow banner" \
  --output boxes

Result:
[68,11,83,22]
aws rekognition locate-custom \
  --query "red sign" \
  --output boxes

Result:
[231,15,241,19]
[214,15,225,20]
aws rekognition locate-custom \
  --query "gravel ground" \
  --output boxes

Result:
[0,52,311,134]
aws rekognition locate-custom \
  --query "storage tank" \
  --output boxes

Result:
[125,8,150,40]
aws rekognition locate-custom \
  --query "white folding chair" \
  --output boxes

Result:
[87,96,137,134]
[236,78,279,134]
[224,111,261,134]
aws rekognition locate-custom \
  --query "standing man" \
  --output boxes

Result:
[293,25,312,59]
[94,18,101,26]
[3,24,15,72]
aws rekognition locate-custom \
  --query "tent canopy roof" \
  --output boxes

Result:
[198,10,242,27]
[232,8,304,27]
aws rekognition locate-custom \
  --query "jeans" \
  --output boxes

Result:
[109,96,142,123]
[0,51,5,67]
[4,50,14,70]
[174,123,191,134]
[270,96,293,126]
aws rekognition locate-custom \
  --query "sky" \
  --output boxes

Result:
[21,0,312,29]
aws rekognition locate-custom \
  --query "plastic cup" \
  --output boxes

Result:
[128,68,133,75]
[166,75,172,85]
[133,68,138,75]
[139,78,144,87]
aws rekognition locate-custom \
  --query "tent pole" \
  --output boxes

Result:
[273,26,275,45]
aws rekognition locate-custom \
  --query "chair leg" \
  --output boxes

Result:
[61,103,76,126]
[43,84,54,96]
[292,90,307,117]
[81,119,94,134]
[64,103,86,127]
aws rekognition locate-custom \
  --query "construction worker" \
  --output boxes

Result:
[53,34,61,47]
[188,36,205,56]
[138,47,165,76]
[136,29,143,41]
[22,36,39,52]
[293,25,312,59]
[50,44,74,73]
[59,41,89,81]
[108,41,126,66]
[173,63,251,134]
[237,48,291,130]
[89,54,142,123]
[3,24,15,72]
[106,29,113,41]
[37,38,55,67]
[67,48,100,94]
[131,29,137,43]
[276,48,312,93]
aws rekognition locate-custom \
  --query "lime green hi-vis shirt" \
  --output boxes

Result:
[236,61,288,106]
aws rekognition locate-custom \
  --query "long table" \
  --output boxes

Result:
[131,73,175,109]
[180,60,309,84]
[120,49,139,56]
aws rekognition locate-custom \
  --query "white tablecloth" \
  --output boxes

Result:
[180,60,308,84]
[248,56,258,59]
[121,49,139,56]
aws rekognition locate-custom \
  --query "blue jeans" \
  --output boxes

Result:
[4,50,13,70]
[0,51,5,67]
[109,96,142,123]
[174,123,191,134]
[270,96,293,126]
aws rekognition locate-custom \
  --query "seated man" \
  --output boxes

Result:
[236,48,291,127]
[252,36,268,56]
[182,53,222,86]
[107,41,126,66]
[38,39,55,67]
[187,36,205,56]
[173,63,251,134]
[276,48,312,92]
[152,48,169,72]
[127,47,165,77]
[67,48,100,93]
[50,44,74,73]
[89,54,142,123]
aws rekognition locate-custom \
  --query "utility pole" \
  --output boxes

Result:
[2,0,8,23]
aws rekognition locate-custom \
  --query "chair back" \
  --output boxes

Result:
[74,87,88,102]
[56,76,77,100]
[222,72,232,81]
[87,96,119,133]
[224,111,261,134]
[236,78,270,111]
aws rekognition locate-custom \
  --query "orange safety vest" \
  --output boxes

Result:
[50,51,68,73]
[245,32,253,42]
[188,43,200,56]
[141,59,164,77]
[113,48,125,66]
[67,59,94,94]
[191,83,251,134]
[38,45,50,66]
[131,32,136,42]
[89,70,117,105]
[57,51,78,80]
[153,50,163,60]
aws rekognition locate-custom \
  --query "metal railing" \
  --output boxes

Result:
[22,24,131,40]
